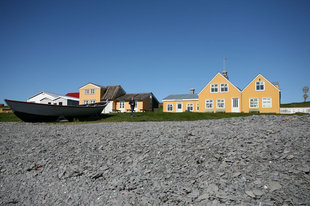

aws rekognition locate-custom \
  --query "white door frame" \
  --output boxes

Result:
[231,97,240,113]
[176,102,183,112]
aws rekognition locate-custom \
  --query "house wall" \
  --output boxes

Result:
[54,97,67,106]
[198,73,241,113]
[163,100,199,112]
[242,74,280,113]
[115,100,144,112]
[79,84,101,105]
[40,98,54,105]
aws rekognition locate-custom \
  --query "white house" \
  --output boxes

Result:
[27,91,79,106]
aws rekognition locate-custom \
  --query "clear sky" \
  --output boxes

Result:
[1,0,310,104]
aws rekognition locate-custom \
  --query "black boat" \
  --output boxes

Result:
[5,99,107,122]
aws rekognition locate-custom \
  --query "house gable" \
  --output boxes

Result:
[79,83,102,90]
[242,74,280,93]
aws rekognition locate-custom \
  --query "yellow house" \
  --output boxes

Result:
[242,74,280,113]
[163,72,280,113]
[79,83,126,113]
[163,91,199,112]
[198,72,242,113]
[114,93,159,112]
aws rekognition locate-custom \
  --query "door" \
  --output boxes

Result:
[176,103,183,112]
[119,101,125,112]
[231,98,240,113]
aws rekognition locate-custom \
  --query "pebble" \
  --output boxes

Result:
[0,115,309,205]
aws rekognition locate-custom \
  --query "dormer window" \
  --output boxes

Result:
[256,81,265,91]
[211,84,218,93]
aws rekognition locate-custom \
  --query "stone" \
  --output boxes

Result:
[245,190,255,198]
[269,181,282,191]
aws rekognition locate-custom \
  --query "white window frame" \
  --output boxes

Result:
[84,100,89,104]
[85,89,89,95]
[90,99,96,104]
[90,88,95,94]
[120,101,125,109]
[210,84,218,93]
[249,98,259,108]
[135,100,138,109]
[256,81,265,91]
[216,99,225,109]
[177,103,182,110]
[205,99,213,109]
[220,83,229,93]
[262,97,272,108]
[196,103,199,111]
[187,103,194,111]
[167,104,173,112]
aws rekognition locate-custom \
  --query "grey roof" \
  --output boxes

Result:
[163,94,198,100]
[115,93,155,101]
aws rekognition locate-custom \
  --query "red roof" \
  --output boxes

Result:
[65,92,79,98]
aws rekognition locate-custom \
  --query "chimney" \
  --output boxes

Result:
[222,70,229,79]
[190,88,195,94]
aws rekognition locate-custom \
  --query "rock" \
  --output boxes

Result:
[245,190,255,198]
[269,181,282,191]
[253,189,264,197]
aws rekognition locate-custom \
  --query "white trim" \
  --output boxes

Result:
[210,83,219,93]
[255,81,265,91]
[176,102,183,112]
[243,74,280,92]
[205,99,213,109]
[249,98,259,108]
[199,73,241,96]
[262,97,272,108]
[216,99,225,109]
[220,83,229,93]
[186,103,194,111]
[167,104,173,112]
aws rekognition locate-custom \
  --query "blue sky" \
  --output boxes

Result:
[1,0,309,104]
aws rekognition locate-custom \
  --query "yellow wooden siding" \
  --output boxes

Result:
[115,100,145,112]
[198,73,241,113]
[242,74,280,113]
[163,100,199,112]
[79,84,101,105]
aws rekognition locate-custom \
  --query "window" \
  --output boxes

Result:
[216,99,225,108]
[187,103,193,111]
[249,98,259,108]
[59,102,63,106]
[205,99,213,109]
[196,103,199,111]
[211,84,218,93]
[167,104,173,112]
[120,101,125,109]
[177,103,182,109]
[90,100,96,104]
[256,81,265,91]
[135,100,138,109]
[48,102,51,105]
[84,100,89,104]
[262,97,272,108]
[90,89,95,94]
[85,89,89,95]
[220,83,228,92]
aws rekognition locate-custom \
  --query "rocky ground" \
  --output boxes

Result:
[0,115,309,205]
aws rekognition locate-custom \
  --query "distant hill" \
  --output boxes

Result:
[281,101,310,108]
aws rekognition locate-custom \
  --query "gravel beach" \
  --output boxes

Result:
[0,115,309,205]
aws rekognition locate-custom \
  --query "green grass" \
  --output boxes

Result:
[0,113,21,122]
[280,101,310,108]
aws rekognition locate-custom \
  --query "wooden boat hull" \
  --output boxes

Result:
[5,99,106,122]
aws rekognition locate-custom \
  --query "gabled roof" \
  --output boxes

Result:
[198,72,241,95]
[163,94,198,101]
[115,93,156,101]
[79,82,104,89]
[243,74,280,92]
[28,91,61,101]
[101,85,126,100]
